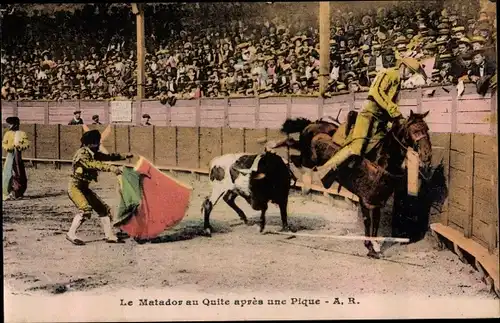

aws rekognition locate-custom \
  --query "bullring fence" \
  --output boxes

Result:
[1,83,498,296]
[1,84,497,135]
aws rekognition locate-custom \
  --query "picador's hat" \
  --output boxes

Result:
[6,116,20,125]
[80,129,101,146]
[73,110,81,115]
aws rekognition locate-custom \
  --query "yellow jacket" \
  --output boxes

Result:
[71,147,126,182]
[2,130,30,152]
[367,67,402,119]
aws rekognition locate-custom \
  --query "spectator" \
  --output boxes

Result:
[469,49,496,80]
[92,115,101,124]
[142,113,151,126]
[0,2,496,100]
[69,110,84,125]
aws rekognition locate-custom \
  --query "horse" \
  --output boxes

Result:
[278,114,358,169]
[277,110,433,259]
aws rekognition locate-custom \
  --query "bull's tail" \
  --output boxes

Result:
[280,117,312,135]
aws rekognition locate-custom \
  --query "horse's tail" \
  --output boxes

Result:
[280,117,312,135]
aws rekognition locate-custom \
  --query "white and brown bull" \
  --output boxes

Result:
[201,151,293,236]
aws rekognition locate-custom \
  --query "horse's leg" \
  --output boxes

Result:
[371,207,382,255]
[361,204,381,259]
[223,191,249,225]
[361,205,375,255]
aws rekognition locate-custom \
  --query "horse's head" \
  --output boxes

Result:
[394,110,433,177]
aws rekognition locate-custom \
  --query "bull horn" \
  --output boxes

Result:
[253,173,266,180]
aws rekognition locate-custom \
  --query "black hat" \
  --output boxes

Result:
[142,114,151,118]
[92,114,99,121]
[73,110,81,115]
[6,116,20,125]
[80,129,101,146]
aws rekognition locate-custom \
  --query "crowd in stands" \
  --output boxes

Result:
[0,1,497,102]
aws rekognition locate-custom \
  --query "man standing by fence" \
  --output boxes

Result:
[68,110,84,125]
[2,117,30,201]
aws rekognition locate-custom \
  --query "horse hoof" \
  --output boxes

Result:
[367,250,381,259]
[203,228,212,237]
[280,226,292,233]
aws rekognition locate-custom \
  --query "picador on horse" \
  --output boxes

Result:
[313,57,431,188]
[275,57,434,258]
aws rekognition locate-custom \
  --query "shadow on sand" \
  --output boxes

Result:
[390,162,449,245]
[25,191,68,199]
[132,212,330,244]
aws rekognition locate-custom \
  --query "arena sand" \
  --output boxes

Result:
[3,168,497,305]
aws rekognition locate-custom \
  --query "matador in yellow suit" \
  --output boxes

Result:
[314,57,426,188]
[66,129,133,245]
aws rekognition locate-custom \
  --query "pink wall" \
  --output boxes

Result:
[2,84,496,135]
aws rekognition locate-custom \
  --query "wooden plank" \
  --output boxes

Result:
[222,128,244,154]
[199,127,222,170]
[448,221,463,233]
[129,126,154,165]
[474,134,498,157]
[429,132,450,148]
[244,128,266,154]
[448,186,469,211]
[473,195,498,224]
[449,167,469,190]
[451,133,473,153]
[176,127,199,169]
[448,204,467,229]
[430,223,499,294]
[441,131,451,226]
[427,123,452,133]
[474,176,496,205]
[457,111,492,124]
[35,124,59,159]
[463,134,474,238]
[258,104,287,114]
[258,120,282,129]
[456,123,492,135]
[114,126,130,163]
[59,125,83,160]
[154,127,176,167]
[457,98,492,112]
[474,153,497,181]
[228,106,255,115]
[472,218,495,250]
[449,150,467,171]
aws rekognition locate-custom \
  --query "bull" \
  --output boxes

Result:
[201,151,292,237]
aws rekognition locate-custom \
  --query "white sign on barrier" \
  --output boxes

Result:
[110,100,132,122]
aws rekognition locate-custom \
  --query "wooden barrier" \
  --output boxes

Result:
[1,122,498,296]
[1,83,495,135]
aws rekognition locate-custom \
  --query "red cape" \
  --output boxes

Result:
[120,157,193,239]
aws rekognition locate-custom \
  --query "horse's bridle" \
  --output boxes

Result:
[391,121,433,181]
